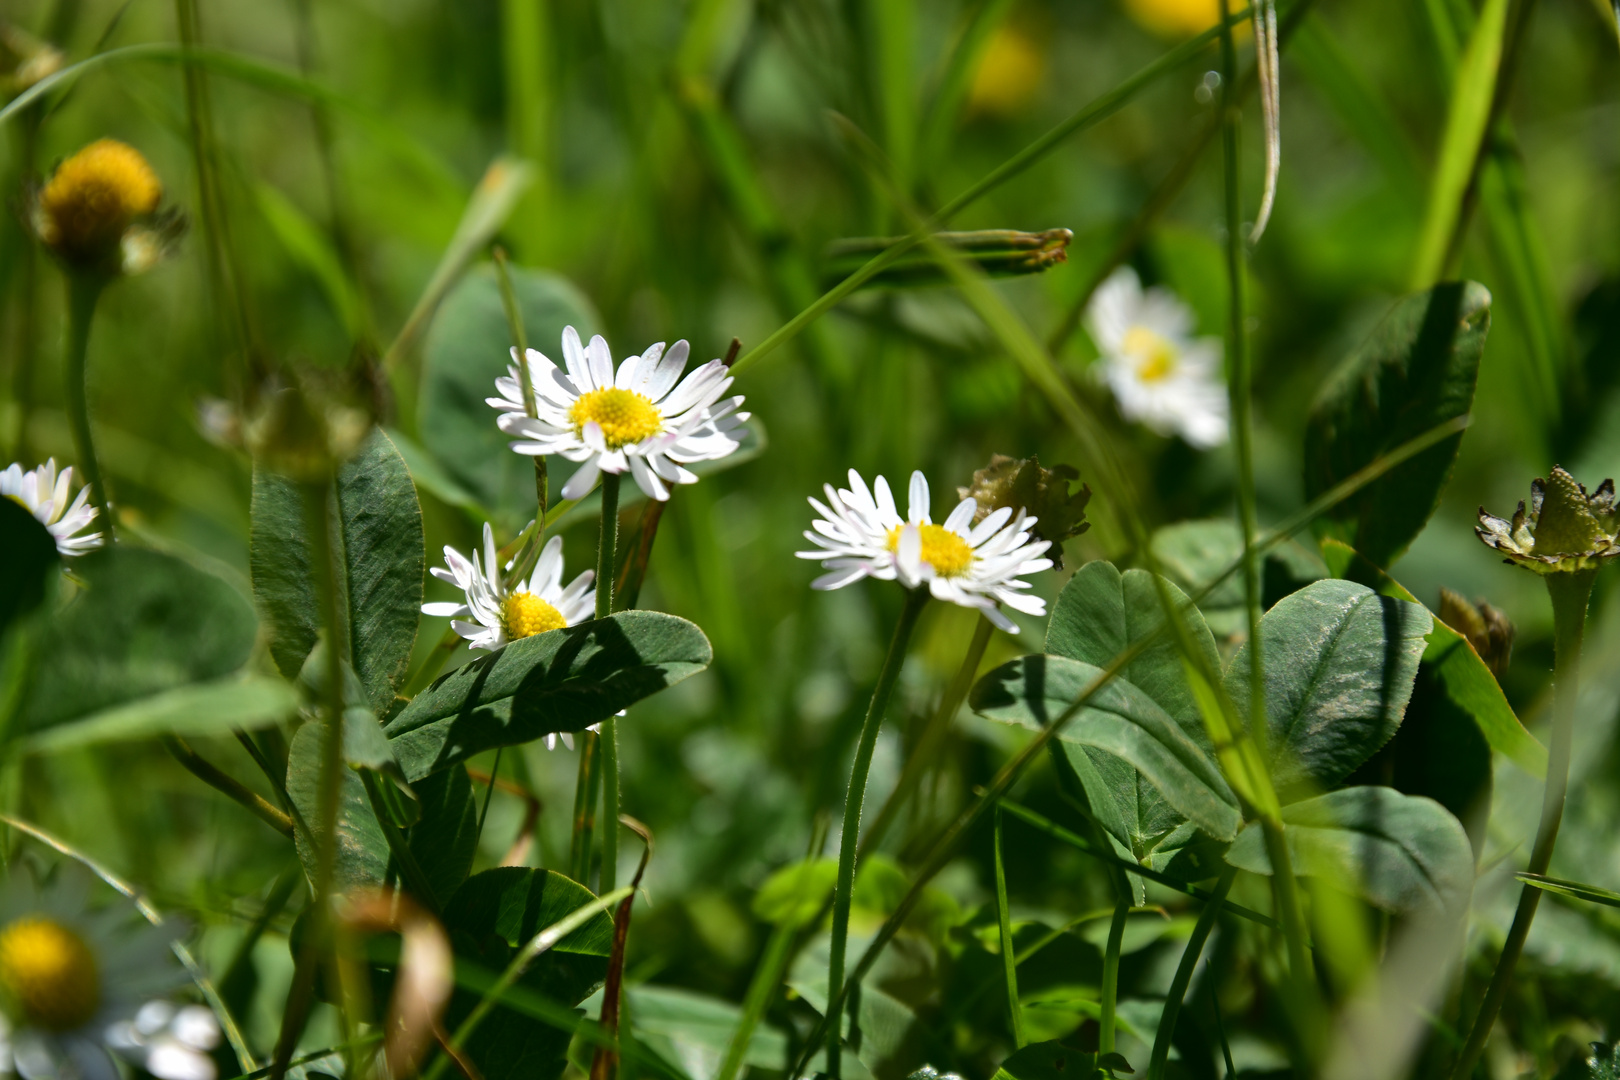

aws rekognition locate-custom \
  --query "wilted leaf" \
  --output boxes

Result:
[1304,282,1491,566]
[384,611,711,781]
[1225,786,1474,913]
[1225,579,1431,798]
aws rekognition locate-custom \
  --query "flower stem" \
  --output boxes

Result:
[825,587,928,1078]
[591,469,622,894]
[994,805,1025,1047]
[1100,896,1129,1055]
[63,274,111,538]
[570,729,602,885]
[597,471,621,619]
[1148,868,1236,1080]
[1448,569,1594,1080]
[600,717,619,894]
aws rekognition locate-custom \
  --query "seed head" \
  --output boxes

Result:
[34,140,182,277]
[959,454,1090,568]
[1476,466,1620,575]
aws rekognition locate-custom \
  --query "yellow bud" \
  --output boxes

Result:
[1123,0,1223,38]
[37,139,163,269]
[967,26,1045,118]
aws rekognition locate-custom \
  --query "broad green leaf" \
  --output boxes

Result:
[410,766,479,908]
[1148,519,1326,638]
[788,938,918,1078]
[0,500,57,641]
[20,548,257,731]
[251,428,425,714]
[1410,0,1511,286]
[972,655,1241,841]
[384,611,712,781]
[1303,282,1491,567]
[418,264,600,533]
[1224,787,1474,913]
[589,985,788,1080]
[441,868,613,1080]
[286,718,389,893]
[22,677,297,754]
[1320,538,1545,778]
[1225,579,1432,798]
[991,1039,1131,1080]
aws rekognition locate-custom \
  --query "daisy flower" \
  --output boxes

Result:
[1,460,102,557]
[0,869,219,1080]
[490,327,748,502]
[796,469,1054,633]
[1085,266,1228,448]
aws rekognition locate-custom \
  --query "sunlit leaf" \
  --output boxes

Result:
[384,611,712,781]
[1224,786,1474,913]
[1225,579,1432,798]
[1148,518,1326,638]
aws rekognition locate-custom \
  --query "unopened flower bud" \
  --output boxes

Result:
[33,140,182,277]
[1437,588,1514,677]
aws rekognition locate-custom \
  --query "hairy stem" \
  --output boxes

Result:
[1148,869,1236,1080]
[163,736,294,837]
[63,275,111,537]
[825,588,928,1078]
[1448,569,1593,1079]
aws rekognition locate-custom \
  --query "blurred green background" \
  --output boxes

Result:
[6,0,1620,1074]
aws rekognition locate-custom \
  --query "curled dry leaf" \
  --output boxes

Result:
[339,889,455,1078]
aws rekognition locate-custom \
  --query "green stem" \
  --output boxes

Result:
[861,614,993,857]
[601,717,619,894]
[825,588,928,1079]
[63,275,111,538]
[1148,869,1236,1080]
[597,471,621,619]
[493,247,547,528]
[1100,897,1129,1055]
[1448,568,1593,1079]
[715,923,795,1080]
[570,730,602,885]
[994,806,1025,1047]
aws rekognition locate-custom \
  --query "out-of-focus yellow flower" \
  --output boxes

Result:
[36,140,162,266]
[967,25,1045,118]
[1123,0,1224,38]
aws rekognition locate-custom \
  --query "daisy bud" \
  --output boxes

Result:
[958,453,1090,568]
[1475,466,1620,576]
[32,139,183,278]
[1437,588,1514,678]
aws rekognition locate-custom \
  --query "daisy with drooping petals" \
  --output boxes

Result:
[1,460,102,557]
[796,469,1054,633]
[1085,266,1228,448]
[490,327,749,502]
[0,868,220,1080]
[422,527,598,749]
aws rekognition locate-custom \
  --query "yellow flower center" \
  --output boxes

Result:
[501,591,567,640]
[0,918,100,1031]
[568,388,663,450]
[38,139,162,262]
[1123,326,1178,383]
[886,523,975,578]
[1124,0,1226,37]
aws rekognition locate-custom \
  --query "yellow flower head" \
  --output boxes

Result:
[0,916,100,1031]
[1123,0,1223,38]
[36,139,163,270]
[967,25,1045,117]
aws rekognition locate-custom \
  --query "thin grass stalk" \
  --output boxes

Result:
[1147,869,1236,1080]
[993,806,1025,1047]
[163,736,294,836]
[862,614,993,856]
[715,923,796,1080]
[570,731,602,885]
[1100,898,1129,1055]
[1448,569,1594,1079]
[494,246,547,526]
[477,748,502,838]
[63,275,111,536]
[600,720,619,894]
[825,587,929,1078]
[785,416,1469,1080]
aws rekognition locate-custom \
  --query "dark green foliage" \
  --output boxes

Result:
[441,868,614,1080]
[409,765,479,907]
[0,499,56,640]
[1225,579,1432,799]
[19,548,256,731]
[419,266,600,533]
[1223,786,1474,913]
[384,611,712,780]
[1148,519,1327,637]
[250,428,425,715]
[1303,281,1491,566]
[989,1040,1133,1080]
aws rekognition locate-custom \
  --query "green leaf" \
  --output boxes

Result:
[1224,787,1475,913]
[254,182,363,338]
[1225,579,1432,798]
[1148,519,1326,638]
[1320,537,1545,778]
[410,766,479,908]
[384,611,712,782]
[971,655,1241,841]
[441,868,614,1080]
[20,548,257,731]
[286,718,389,893]
[753,858,837,929]
[22,677,298,755]
[250,428,425,714]
[1516,873,1620,910]
[0,499,58,641]
[608,985,788,1080]
[991,1040,1129,1080]
[418,264,600,533]
[1303,282,1491,567]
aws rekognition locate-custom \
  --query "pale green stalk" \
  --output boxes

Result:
[63,276,111,537]
[1147,870,1236,1080]
[825,588,929,1078]
[595,471,621,893]
[1448,569,1594,1079]
[1099,898,1129,1055]
[993,806,1025,1047]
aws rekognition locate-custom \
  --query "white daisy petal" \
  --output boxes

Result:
[3,459,103,557]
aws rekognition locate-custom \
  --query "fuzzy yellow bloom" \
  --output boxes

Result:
[967,25,1045,117]
[1123,0,1223,37]
[0,917,100,1030]
[36,140,163,269]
